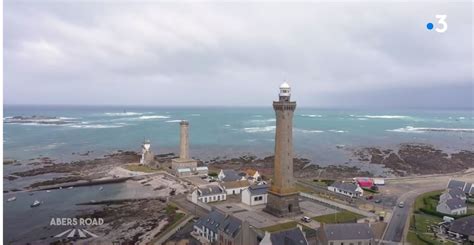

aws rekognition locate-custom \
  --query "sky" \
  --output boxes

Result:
[4,1,473,108]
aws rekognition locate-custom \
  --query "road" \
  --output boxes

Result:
[381,169,474,244]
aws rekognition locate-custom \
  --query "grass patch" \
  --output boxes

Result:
[295,183,314,193]
[123,164,160,173]
[312,210,364,224]
[312,179,335,187]
[407,213,444,245]
[262,221,298,232]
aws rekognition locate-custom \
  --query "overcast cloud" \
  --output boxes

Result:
[4,1,473,108]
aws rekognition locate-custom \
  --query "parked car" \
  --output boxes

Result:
[366,195,374,200]
[374,199,382,203]
[398,201,405,208]
[301,216,311,223]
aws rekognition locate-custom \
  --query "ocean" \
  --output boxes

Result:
[4,105,473,165]
[3,105,473,243]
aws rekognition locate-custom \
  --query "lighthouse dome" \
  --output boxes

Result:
[280,82,290,89]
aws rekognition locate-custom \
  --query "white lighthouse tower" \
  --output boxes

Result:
[140,139,155,166]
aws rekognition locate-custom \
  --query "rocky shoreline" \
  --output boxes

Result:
[353,143,474,175]
[5,143,473,191]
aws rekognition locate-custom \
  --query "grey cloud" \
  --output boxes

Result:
[4,1,473,107]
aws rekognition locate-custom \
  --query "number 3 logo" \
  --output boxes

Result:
[435,15,448,33]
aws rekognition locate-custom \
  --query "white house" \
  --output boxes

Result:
[436,198,467,215]
[242,184,269,206]
[328,182,363,198]
[222,180,250,195]
[191,185,226,204]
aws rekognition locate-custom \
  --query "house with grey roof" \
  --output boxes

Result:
[218,169,246,182]
[193,209,226,243]
[259,226,308,245]
[328,182,363,198]
[317,223,374,245]
[447,216,474,242]
[447,179,474,197]
[242,184,269,206]
[436,198,467,216]
[440,188,467,203]
[191,184,226,204]
[194,209,260,245]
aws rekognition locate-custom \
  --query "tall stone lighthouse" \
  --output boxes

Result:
[264,82,302,217]
[171,120,197,172]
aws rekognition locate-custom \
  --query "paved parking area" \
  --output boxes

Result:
[183,176,210,186]
[300,201,337,217]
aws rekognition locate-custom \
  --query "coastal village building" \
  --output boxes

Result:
[244,168,261,183]
[194,209,225,243]
[264,82,302,217]
[317,223,375,245]
[194,209,260,245]
[196,166,209,176]
[218,169,246,182]
[447,216,474,242]
[440,188,467,203]
[328,182,364,198]
[176,168,192,177]
[172,120,198,174]
[447,179,474,197]
[140,140,156,166]
[191,185,226,204]
[242,184,269,206]
[259,226,308,245]
[437,184,469,216]
[222,180,250,195]
[436,197,467,215]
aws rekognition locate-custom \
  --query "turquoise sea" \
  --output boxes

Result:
[3,105,474,181]
[4,105,474,166]
[2,105,474,243]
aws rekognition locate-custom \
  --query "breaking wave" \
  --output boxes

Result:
[138,115,171,120]
[104,112,145,116]
[300,114,323,118]
[243,126,276,133]
[359,115,410,119]
[387,126,474,133]
[294,129,324,133]
[165,120,183,123]
[329,130,347,133]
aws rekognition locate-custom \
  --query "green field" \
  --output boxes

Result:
[312,210,364,224]
[262,221,299,232]
[123,164,160,173]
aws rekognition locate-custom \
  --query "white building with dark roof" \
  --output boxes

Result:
[436,198,467,215]
[191,185,226,203]
[317,223,374,245]
[440,188,467,203]
[242,184,269,206]
[193,209,226,243]
[328,182,363,198]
